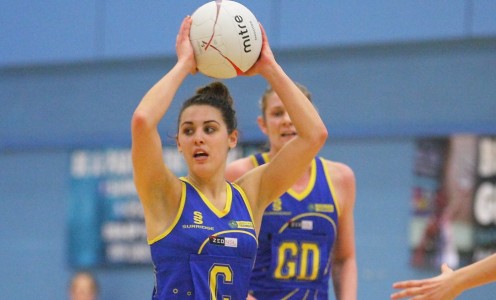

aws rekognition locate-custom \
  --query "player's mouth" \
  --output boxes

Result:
[281,131,297,137]
[193,149,209,159]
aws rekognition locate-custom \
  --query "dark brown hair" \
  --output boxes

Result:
[178,81,237,134]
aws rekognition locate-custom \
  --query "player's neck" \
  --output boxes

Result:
[186,174,228,210]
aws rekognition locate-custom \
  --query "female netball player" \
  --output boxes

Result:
[131,16,327,300]
[226,84,357,299]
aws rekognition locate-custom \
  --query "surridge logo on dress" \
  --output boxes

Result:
[193,211,203,224]
[264,198,291,216]
[181,211,214,230]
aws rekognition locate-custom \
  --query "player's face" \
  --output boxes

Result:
[260,92,296,151]
[177,105,237,177]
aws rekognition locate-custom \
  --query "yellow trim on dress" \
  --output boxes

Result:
[281,288,300,300]
[231,182,256,232]
[260,152,270,163]
[181,177,232,218]
[249,154,260,167]
[257,153,317,201]
[286,159,316,200]
[147,181,186,245]
[277,212,337,236]
[321,157,341,217]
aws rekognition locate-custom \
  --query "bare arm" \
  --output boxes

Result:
[238,24,328,216]
[131,16,196,240]
[391,254,496,299]
[329,161,357,300]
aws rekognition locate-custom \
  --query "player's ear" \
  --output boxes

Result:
[176,135,182,152]
[228,130,238,150]
[257,115,268,135]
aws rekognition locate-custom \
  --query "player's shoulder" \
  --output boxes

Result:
[226,156,257,182]
[320,158,356,208]
[228,155,256,171]
[320,158,355,184]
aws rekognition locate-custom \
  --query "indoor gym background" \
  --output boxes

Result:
[1,1,496,299]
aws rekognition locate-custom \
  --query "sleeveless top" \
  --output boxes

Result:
[249,153,340,300]
[149,177,258,300]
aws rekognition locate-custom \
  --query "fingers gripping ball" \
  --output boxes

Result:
[190,0,262,79]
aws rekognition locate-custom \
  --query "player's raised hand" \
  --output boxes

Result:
[176,16,197,74]
[243,23,277,78]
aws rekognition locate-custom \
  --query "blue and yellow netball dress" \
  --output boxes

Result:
[149,177,258,300]
[249,153,340,300]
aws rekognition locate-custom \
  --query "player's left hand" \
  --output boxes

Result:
[243,23,276,77]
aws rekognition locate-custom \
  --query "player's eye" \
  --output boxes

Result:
[182,127,194,136]
[204,126,216,134]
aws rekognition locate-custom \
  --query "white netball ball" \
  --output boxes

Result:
[190,0,262,79]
